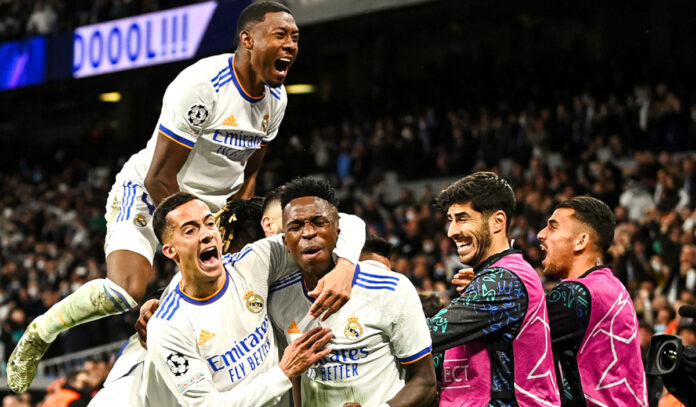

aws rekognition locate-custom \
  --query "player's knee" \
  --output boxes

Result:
[106,251,153,303]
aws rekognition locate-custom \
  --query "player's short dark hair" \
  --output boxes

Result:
[419,293,444,318]
[361,235,393,259]
[236,1,292,38]
[280,177,339,210]
[262,185,285,215]
[556,196,615,254]
[216,197,265,254]
[436,171,515,229]
[153,192,199,244]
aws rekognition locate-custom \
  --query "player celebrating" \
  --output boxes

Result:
[143,192,333,405]
[538,197,648,406]
[427,172,560,406]
[7,1,354,394]
[268,178,437,406]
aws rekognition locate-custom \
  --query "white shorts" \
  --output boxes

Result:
[104,179,158,265]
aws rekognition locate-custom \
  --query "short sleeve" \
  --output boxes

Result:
[263,85,287,144]
[387,277,432,364]
[157,69,215,149]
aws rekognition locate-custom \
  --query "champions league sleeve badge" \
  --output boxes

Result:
[186,104,209,126]
[166,352,189,377]
[344,316,363,341]
[244,290,264,313]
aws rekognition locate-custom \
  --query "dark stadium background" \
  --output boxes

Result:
[2,0,696,405]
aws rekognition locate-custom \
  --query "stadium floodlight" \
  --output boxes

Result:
[285,84,316,94]
[99,92,122,102]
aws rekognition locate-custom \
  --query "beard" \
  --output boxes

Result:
[469,222,492,268]
[542,259,569,279]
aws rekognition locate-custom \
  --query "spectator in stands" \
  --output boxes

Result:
[25,0,58,35]
[41,368,92,407]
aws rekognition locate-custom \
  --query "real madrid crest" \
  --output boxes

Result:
[344,316,363,341]
[244,290,264,313]
[261,114,269,132]
[133,213,148,227]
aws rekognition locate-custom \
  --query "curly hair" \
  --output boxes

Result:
[215,197,265,254]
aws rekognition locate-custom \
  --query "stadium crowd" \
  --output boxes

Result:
[2,82,696,405]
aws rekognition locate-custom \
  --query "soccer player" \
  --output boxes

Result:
[537,196,648,406]
[142,192,334,405]
[90,197,366,406]
[427,172,560,406]
[7,2,354,393]
[268,177,437,407]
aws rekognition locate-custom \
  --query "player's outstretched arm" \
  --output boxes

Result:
[308,213,366,320]
[144,133,192,205]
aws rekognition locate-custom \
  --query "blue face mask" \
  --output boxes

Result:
[653,324,666,334]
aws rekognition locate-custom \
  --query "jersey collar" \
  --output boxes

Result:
[300,264,361,303]
[474,248,521,273]
[176,271,230,305]
[229,54,264,103]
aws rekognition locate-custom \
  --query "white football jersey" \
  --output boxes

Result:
[115,53,287,212]
[143,235,297,406]
[268,261,432,407]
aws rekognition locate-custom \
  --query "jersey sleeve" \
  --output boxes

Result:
[147,318,291,406]
[427,267,528,354]
[236,234,298,284]
[334,213,366,265]
[264,86,287,144]
[157,68,215,149]
[546,281,591,349]
[386,277,433,364]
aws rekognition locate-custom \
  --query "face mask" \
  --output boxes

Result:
[651,260,662,272]
[28,287,39,299]
[653,324,666,334]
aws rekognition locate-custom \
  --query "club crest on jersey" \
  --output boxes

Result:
[244,290,264,313]
[186,104,209,126]
[261,114,269,132]
[344,316,363,341]
[133,213,147,227]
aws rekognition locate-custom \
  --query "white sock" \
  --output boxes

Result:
[36,278,138,342]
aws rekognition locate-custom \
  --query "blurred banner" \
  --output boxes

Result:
[72,2,217,78]
[0,37,46,90]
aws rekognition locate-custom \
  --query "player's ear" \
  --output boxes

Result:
[261,216,273,237]
[574,233,590,252]
[161,243,178,261]
[240,30,253,50]
[490,210,506,234]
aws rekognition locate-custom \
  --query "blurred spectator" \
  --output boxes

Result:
[25,0,58,35]
[41,368,92,407]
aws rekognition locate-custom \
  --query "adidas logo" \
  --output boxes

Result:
[198,329,216,345]
[222,114,237,126]
[287,321,300,334]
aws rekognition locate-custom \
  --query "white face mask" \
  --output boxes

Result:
[28,287,39,299]
[651,260,662,272]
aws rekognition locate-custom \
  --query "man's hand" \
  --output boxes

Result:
[308,258,354,320]
[135,299,160,348]
[279,327,333,379]
[451,267,474,293]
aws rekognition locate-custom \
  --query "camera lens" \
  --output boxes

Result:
[657,341,679,373]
